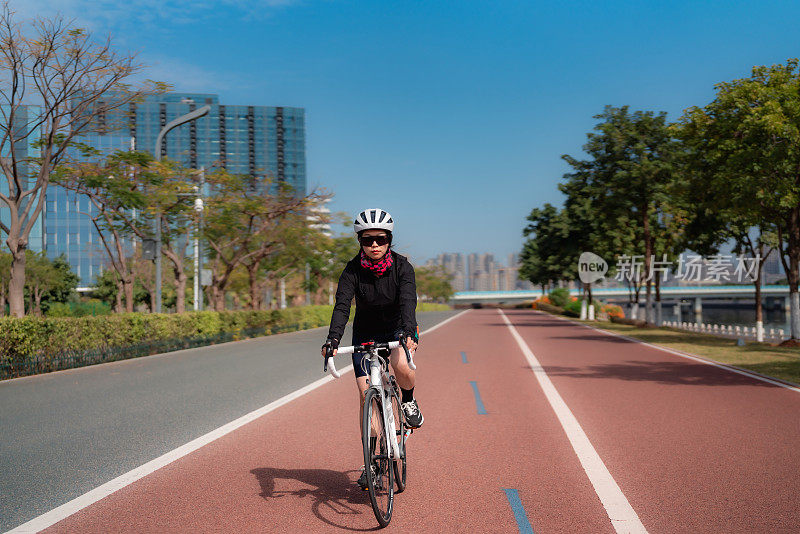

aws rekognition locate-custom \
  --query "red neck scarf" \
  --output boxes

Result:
[360,250,393,277]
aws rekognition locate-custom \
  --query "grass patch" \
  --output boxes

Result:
[580,320,800,385]
[417,302,451,311]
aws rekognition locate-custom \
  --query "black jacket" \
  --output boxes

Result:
[327,250,418,343]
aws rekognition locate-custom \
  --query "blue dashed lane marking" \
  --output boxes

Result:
[461,351,468,363]
[503,488,534,533]
[469,381,487,414]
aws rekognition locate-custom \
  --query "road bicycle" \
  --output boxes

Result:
[325,339,416,528]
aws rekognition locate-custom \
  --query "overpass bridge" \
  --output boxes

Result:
[451,285,792,311]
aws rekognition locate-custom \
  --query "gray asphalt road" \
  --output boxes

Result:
[0,310,459,531]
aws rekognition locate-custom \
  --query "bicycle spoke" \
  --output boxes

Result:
[362,388,393,526]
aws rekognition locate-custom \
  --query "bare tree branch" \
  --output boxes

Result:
[0,4,163,316]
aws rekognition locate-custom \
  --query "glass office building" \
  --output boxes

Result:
[0,105,44,253]
[45,93,307,286]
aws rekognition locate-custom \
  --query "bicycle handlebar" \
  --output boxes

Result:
[336,341,400,355]
[324,339,416,377]
[324,356,341,378]
[399,337,417,371]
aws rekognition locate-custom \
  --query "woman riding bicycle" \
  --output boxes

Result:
[321,208,423,490]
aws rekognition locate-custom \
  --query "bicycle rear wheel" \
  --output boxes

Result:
[363,387,394,527]
[390,385,407,493]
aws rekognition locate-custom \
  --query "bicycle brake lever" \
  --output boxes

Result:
[399,336,416,370]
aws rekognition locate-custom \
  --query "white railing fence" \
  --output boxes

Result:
[662,321,787,342]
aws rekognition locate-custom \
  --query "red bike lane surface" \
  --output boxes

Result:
[504,309,800,533]
[41,309,614,534]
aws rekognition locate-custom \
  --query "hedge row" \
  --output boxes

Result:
[416,303,451,312]
[0,306,349,379]
[1,306,346,357]
[0,304,452,379]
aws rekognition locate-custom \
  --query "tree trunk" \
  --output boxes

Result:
[0,284,5,316]
[209,262,235,312]
[211,284,226,311]
[642,206,653,324]
[754,272,764,342]
[654,274,662,326]
[162,248,187,314]
[247,264,261,310]
[123,276,134,313]
[781,208,800,339]
[115,279,124,313]
[7,246,26,317]
[789,252,800,340]
[34,288,43,316]
[174,270,187,314]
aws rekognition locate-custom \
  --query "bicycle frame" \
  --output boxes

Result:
[366,347,401,460]
[326,340,415,460]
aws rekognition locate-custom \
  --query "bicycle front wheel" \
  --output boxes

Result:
[390,385,407,493]
[363,387,394,527]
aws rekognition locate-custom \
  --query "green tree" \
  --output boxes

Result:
[0,7,161,317]
[24,251,60,315]
[91,268,123,312]
[54,151,152,312]
[55,152,197,312]
[563,106,682,323]
[558,155,629,303]
[519,204,573,292]
[416,266,454,303]
[202,170,313,311]
[39,254,79,313]
[678,58,800,339]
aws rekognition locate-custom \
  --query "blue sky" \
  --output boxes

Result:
[16,0,800,264]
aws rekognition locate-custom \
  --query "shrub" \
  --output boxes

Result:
[563,299,582,317]
[417,303,451,311]
[602,303,624,318]
[0,305,348,379]
[548,288,571,308]
[45,302,73,317]
[47,300,112,317]
[531,295,550,309]
[535,302,565,315]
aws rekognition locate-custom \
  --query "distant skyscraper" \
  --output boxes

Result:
[44,93,307,285]
[426,253,467,292]
[429,252,531,292]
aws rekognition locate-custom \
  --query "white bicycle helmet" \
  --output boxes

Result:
[353,208,394,234]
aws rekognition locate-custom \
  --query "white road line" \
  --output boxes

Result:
[6,310,468,534]
[6,367,353,534]
[547,312,800,394]
[499,309,648,534]
[421,308,469,335]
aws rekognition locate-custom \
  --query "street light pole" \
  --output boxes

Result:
[153,105,210,313]
[193,167,205,311]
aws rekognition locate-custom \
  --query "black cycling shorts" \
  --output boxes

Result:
[351,328,403,378]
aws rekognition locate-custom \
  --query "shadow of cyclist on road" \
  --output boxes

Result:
[251,467,380,532]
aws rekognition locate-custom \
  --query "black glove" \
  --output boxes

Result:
[404,328,419,343]
[322,338,339,358]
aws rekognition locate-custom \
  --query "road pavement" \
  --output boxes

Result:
[0,311,457,532]
[5,309,800,532]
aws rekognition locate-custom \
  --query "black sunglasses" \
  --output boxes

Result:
[359,234,390,246]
